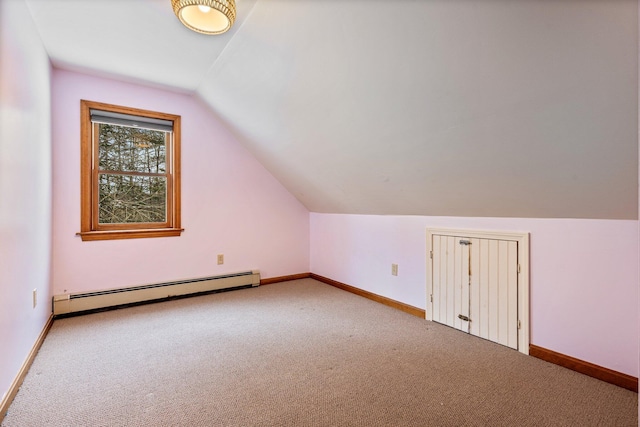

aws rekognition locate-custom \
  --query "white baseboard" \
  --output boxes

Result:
[53,270,260,316]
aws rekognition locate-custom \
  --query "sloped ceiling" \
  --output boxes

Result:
[25,0,638,219]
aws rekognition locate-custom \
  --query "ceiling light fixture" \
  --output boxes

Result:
[171,0,236,35]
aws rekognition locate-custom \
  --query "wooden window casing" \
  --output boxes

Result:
[78,100,183,241]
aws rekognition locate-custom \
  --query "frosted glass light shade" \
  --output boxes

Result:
[171,0,236,35]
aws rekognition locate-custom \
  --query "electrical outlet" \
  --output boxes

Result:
[391,264,398,276]
[32,289,37,308]
[217,254,224,265]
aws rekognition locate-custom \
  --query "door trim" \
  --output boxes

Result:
[426,228,530,355]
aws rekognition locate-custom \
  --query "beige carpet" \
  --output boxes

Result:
[2,279,637,426]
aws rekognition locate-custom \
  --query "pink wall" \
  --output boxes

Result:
[51,69,309,295]
[310,213,639,377]
[0,0,53,405]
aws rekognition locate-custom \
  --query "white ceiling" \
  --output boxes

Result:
[24,0,258,91]
[24,0,639,219]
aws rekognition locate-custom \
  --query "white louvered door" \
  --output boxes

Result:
[431,234,519,350]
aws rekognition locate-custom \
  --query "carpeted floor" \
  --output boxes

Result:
[2,279,637,426]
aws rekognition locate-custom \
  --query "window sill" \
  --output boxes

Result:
[76,228,184,241]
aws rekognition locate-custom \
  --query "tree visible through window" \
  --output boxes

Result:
[97,124,167,223]
[78,100,182,241]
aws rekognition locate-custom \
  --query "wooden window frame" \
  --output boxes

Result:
[78,100,183,241]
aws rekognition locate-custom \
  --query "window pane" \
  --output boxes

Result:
[98,124,166,173]
[98,174,167,224]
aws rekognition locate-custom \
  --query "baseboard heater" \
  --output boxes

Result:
[53,270,260,316]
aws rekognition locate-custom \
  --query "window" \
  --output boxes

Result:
[78,100,182,241]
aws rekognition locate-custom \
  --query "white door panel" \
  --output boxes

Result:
[431,234,519,350]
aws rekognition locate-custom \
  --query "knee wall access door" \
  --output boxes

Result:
[426,229,530,354]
